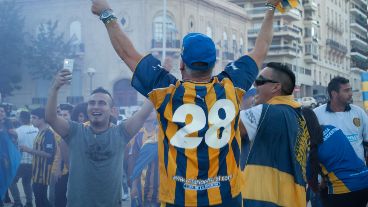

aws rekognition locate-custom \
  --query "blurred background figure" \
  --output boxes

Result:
[71,102,88,124]
[9,111,38,207]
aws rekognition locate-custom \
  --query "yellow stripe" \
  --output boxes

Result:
[206,82,223,205]
[321,164,350,194]
[244,165,306,207]
[183,83,198,206]
[362,82,368,91]
[158,93,178,204]
[223,78,242,198]
[363,101,368,111]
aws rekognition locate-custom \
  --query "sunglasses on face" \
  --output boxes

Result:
[254,76,279,86]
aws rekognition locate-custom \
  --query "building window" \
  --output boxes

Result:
[223,31,228,51]
[239,37,244,54]
[232,34,237,55]
[206,25,213,38]
[152,14,178,43]
[70,21,82,44]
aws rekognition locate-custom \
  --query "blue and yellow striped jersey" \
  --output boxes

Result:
[132,54,258,206]
[32,127,56,185]
[318,125,368,194]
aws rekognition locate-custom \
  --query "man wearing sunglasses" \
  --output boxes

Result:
[239,62,309,207]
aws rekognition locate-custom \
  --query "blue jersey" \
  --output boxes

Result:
[132,54,258,206]
[319,125,368,194]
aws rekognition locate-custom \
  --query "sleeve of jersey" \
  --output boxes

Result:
[132,54,177,98]
[221,55,258,91]
[239,104,263,142]
[44,130,56,155]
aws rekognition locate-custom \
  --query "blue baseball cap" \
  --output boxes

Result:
[181,33,216,71]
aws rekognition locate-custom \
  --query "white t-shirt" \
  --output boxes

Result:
[314,104,368,162]
[16,124,39,164]
[239,104,263,142]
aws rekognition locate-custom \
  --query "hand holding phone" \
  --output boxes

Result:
[63,59,74,73]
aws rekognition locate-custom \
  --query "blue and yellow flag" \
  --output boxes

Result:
[0,131,21,199]
[361,72,368,111]
[276,0,300,13]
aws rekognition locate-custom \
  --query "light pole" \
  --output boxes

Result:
[87,67,96,93]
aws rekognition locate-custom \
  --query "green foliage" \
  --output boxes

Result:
[27,20,73,80]
[0,0,25,98]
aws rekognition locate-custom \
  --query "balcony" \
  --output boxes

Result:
[350,17,368,33]
[350,4,368,18]
[248,25,301,40]
[351,55,368,70]
[304,53,319,63]
[351,33,368,46]
[268,45,299,58]
[326,39,348,54]
[246,7,301,20]
[303,0,318,11]
[151,39,180,49]
[351,48,368,60]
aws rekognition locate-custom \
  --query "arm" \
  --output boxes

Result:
[91,0,142,72]
[248,0,281,69]
[123,100,154,139]
[20,146,53,158]
[45,69,71,138]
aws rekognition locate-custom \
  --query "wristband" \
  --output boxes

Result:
[265,2,276,11]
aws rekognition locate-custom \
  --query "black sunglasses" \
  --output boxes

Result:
[254,76,279,86]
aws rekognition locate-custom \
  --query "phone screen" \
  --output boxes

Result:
[63,59,74,72]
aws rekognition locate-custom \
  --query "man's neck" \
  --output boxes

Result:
[38,123,49,132]
[329,100,347,112]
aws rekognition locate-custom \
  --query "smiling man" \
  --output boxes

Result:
[45,72,153,207]
[239,62,310,207]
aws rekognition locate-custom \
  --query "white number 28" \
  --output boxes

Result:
[170,99,236,149]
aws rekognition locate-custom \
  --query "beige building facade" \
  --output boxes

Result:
[7,0,250,108]
[237,0,367,103]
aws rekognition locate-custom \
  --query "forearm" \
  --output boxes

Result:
[249,9,275,69]
[124,99,153,138]
[105,21,142,71]
[46,86,59,124]
[30,149,52,158]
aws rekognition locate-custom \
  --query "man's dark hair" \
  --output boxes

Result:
[266,62,295,95]
[91,87,114,106]
[19,111,31,125]
[59,103,74,115]
[327,76,349,99]
[31,107,45,120]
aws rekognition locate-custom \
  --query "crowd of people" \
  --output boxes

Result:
[1,0,368,206]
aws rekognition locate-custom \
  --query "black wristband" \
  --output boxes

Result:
[265,2,276,11]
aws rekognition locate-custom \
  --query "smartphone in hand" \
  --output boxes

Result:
[63,59,74,72]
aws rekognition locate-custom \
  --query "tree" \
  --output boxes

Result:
[0,1,26,98]
[26,20,73,81]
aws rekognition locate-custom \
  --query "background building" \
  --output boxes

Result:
[6,0,250,108]
[4,0,368,109]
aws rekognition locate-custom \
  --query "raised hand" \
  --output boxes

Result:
[91,0,111,16]
[52,69,72,90]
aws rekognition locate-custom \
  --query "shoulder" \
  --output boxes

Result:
[350,104,366,114]
[313,104,327,113]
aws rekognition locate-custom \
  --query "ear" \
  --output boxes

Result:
[331,91,338,99]
[271,83,282,94]
[179,60,185,71]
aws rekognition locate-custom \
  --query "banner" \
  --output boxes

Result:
[361,72,368,111]
[276,0,300,13]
